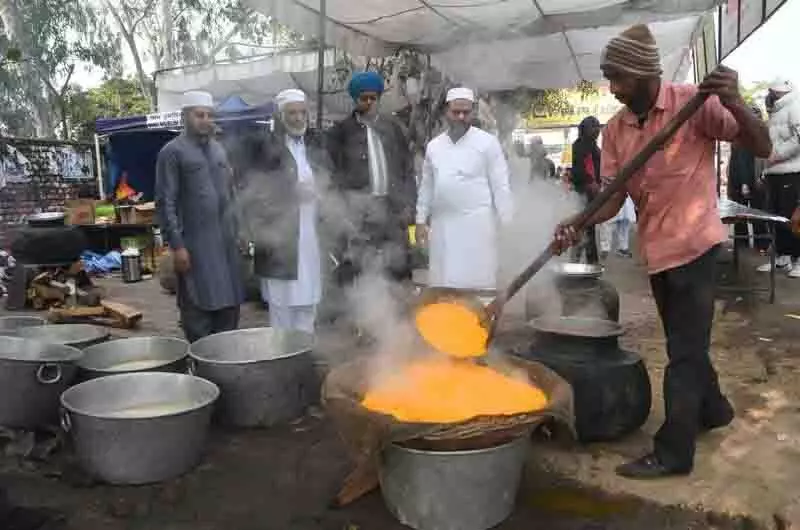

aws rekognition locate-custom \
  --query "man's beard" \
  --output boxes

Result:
[448,121,469,140]
[627,79,657,116]
[358,105,379,122]
[286,123,307,137]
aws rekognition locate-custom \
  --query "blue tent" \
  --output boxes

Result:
[95,100,275,201]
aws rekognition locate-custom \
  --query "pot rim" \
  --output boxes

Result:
[60,372,220,419]
[17,324,110,346]
[0,336,83,362]
[390,435,527,456]
[188,327,313,364]
[552,262,604,279]
[528,316,624,338]
[77,336,189,372]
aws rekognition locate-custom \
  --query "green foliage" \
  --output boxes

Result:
[0,0,121,137]
[66,78,152,140]
[741,82,769,107]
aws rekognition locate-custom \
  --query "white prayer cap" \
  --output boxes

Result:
[181,90,214,109]
[768,79,793,93]
[446,87,475,103]
[276,88,307,110]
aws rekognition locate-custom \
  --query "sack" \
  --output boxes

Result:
[322,354,574,506]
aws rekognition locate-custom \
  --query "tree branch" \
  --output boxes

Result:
[206,10,255,61]
[131,0,157,31]
[58,64,76,96]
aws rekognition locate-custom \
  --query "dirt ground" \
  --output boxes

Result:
[1,243,799,530]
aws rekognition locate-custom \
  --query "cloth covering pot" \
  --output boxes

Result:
[322,354,574,506]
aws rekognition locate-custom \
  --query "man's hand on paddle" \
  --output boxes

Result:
[699,65,743,106]
[552,221,580,255]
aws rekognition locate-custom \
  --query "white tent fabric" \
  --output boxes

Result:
[155,50,354,121]
[245,0,721,90]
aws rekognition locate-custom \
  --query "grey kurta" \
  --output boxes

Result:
[155,133,244,311]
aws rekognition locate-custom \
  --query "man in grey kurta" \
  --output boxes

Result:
[155,90,244,342]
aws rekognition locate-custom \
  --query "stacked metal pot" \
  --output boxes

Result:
[1,324,320,485]
[187,328,318,428]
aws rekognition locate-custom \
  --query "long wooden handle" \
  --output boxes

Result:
[490,91,710,319]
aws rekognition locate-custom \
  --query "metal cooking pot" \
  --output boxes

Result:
[17,324,110,349]
[78,337,189,380]
[0,316,48,337]
[189,328,316,428]
[379,437,528,530]
[0,336,82,429]
[60,372,219,485]
[26,212,65,227]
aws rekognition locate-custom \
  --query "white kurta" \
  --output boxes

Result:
[263,136,322,311]
[611,195,637,224]
[416,127,513,290]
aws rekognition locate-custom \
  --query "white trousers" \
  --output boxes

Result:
[268,304,317,334]
[597,222,612,253]
[614,220,632,252]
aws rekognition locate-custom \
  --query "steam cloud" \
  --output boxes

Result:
[228,104,583,375]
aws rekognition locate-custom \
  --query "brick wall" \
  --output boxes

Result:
[0,138,97,247]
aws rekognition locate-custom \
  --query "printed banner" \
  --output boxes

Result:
[524,87,622,129]
[146,110,182,129]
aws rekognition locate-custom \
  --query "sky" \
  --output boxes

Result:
[724,0,799,86]
[74,0,799,90]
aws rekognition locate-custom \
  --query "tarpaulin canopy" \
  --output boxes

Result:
[245,0,722,90]
[95,101,276,135]
[155,49,354,123]
[95,99,276,201]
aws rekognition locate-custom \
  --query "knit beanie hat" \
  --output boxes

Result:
[601,24,662,79]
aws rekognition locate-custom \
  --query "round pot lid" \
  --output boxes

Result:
[529,316,623,338]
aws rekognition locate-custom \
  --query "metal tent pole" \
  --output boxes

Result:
[316,0,327,128]
[94,133,105,200]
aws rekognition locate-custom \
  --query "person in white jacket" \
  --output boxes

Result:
[415,88,514,290]
[759,80,800,277]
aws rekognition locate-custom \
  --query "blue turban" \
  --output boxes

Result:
[348,71,385,101]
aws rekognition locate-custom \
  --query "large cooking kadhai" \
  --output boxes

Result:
[415,92,710,358]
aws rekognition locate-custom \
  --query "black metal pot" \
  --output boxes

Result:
[518,316,651,443]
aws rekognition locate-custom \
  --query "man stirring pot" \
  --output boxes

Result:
[553,24,771,479]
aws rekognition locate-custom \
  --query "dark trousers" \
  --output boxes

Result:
[649,245,731,471]
[767,173,800,258]
[177,282,240,343]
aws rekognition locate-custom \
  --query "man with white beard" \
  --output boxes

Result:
[416,88,514,290]
[240,89,325,333]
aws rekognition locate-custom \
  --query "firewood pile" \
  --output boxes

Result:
[27,264,102,310]
[26,264,142,329]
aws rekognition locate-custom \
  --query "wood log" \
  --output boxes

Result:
[101,301,143,329]
[48,305,106,323]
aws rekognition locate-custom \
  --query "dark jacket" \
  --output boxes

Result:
[326,112,416,226]
[237,126,330,279]
[727,146,766,202]
[571,138,601,197]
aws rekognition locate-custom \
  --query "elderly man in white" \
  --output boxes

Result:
[253,89,322,333]
[416,87,514,290]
